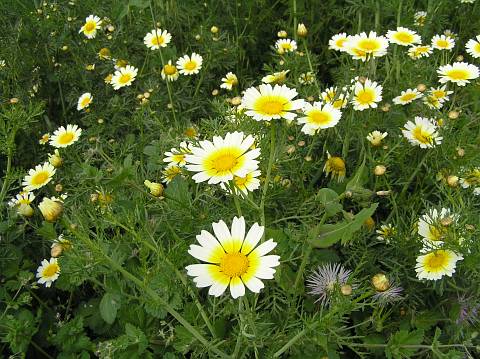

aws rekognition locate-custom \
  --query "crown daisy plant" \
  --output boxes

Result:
[77,92,93,111]
[111,65,138,90]
[176,53,203,75]
[328,33,349,52]
[186,217,280,298]
[407,45,433,59]
[387,27,421,46]
[431,34,455,50]
[143,28,172,50]
[161,60,179,82]
[416,249,463,281]
[393,88,423,105]
[163,141,192,167]
[275,38,297,54]
[437,62,479,86]
[184,131,260,184]
[79,15,102,39]
[297,102,342,135]
[352,79,383,111]
[345,31,389,61]
[241,84,305,122]
[402,117,442,148]
[466,35,480,58]
[36,258,60,287]
[22,162,56,191]
[50,124,82,148]
[220,72,238,91]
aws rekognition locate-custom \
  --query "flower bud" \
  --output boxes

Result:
[297,23,307,37]
[144,180,164,197]
[55,184,63,192]
[51,243,63,257]
[448,110,459,119]
[48,150,63,168]
[372,273,390,292]
[447,175,459,188]
[374,165,386,176]
[39,197,64,222]
[277,30,287,38]
[210,26,219,34]
[416,83,427,92]
[341,284,352,296]
[17,203,34,217]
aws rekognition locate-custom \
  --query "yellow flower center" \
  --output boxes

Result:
[356,89,375,104]
[254,96,286,115]
[400,93,417,102]
[446,69,469,80]
[119,73,132,84]
[309,110,332,125]
[219,252,249,277]
[327,157,346,173]
[412,126,432,144]
[43,263,59,277]
[81,97,91,107]
[281,43,293,51]
[32,171,49,185]
[436,39,449,48]
[211,153,237,172]
[424,251,449,272]
[84,21,96,32]
[394,32,413,43]
[58,132,74,145]
[357,38,380,52]
[171,153,185,164]
[184,60,197,71]
[151,35,164,46]
[432,90,445,99]
[234,175,248,187]
[333,99,345,109]
[336,38,347,48]
[429,225,445,241]
[164,64,177,75]
[475,43,480,53]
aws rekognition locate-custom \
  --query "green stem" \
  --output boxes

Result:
[149,1,178,128]
[399,151,429,199]
[259,122,277,234]
[231,181,243,217]
[0,147,12,205]
[292,0,298,41]
[302,39,320,93]
[232,298,244,358]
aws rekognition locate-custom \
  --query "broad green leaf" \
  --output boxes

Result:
[385,329,424,359]
[317,188,343,217]
[346,158,368,192]
[99,293,121,324]
[164,176,191,207]
[309,203,378,248]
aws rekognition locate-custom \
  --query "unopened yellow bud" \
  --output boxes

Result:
[39,197,63,222]
[144,180,164,197]
[372,273,390,292]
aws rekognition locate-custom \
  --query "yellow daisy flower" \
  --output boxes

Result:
[185,132,260,184]
[402,117,442,148]
[297,102,342,135]
[393,88,423,105]
[77,92,93,111]
[176,53,203,75]
[352,79,383,111]
[79,15,102,39]
[36,258,60,287]
[50,124,82,148]
[437,62,479,86]
[186,216,280,298]
[466,35,480,58]
[111,65,138,90]
[143,28,172,50]
[416,249,463,280]
[387,27,421,46]
[324,152,346,182]
[161,60,179,81]
[220,72,238,90]
[241,84,305,122]
[22,162,56,191]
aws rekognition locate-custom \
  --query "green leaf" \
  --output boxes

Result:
[99,293,121,324]
[317,188,343,217]
[346,158,368,192]
[36,221,56,241]
[308,203,378,248]
[385,329,424,359]
[164,176,191,207]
